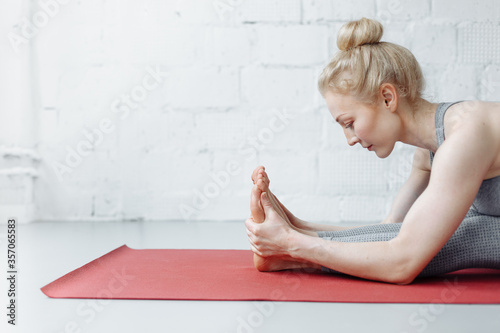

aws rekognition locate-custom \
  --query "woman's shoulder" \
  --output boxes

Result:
[444,100,500,137]
[442,101,500,177]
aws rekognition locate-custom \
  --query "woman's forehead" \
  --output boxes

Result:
[325,91,357,115]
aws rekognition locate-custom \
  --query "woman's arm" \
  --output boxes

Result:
[249,118,497,284]
[290,122,495,283]
[382,148,431,224]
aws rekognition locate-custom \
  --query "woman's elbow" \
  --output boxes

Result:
[391,269,418,285]
[386,241,423,285]
[382,264,418,285]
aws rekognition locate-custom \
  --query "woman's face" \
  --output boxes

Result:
[324,91,399,158]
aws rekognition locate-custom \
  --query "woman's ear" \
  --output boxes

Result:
[380,83,398,112]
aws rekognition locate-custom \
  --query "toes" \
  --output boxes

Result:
[263,176,270,188]
[255,179,266,192]
[257,178,268,192]
[251,170,257,184]
[259,172,270,189]
[251,166,265,184]
[250,185,265,223]
[262,170,270,185]
[251,167,259,183]
[253,182,262,195]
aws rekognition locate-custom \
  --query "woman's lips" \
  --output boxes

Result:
[367,145,373,151]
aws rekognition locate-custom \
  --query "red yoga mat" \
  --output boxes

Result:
[41,245,500,303]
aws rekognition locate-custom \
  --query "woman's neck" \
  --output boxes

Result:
[398,98,440,152]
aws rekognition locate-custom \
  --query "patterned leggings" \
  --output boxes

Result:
[317,210,500,277]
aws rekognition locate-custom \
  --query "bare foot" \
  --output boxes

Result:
[249,166,291,268]
[250,166,298,231]
[253,255,317,272]
[249,167,320,271]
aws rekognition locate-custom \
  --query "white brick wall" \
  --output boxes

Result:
[1,0,499,224]
[254,25,329,65]
[432,0,500,22]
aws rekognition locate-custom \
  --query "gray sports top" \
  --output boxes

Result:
[430,102,500,216]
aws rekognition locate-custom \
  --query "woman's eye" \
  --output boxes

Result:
[345,123,353,129]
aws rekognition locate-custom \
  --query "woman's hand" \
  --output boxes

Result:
[245,192,295,257]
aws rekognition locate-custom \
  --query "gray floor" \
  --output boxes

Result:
[1,220,499,333]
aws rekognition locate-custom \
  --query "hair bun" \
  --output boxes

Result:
[337,17,383,51]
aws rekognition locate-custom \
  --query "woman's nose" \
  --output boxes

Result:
[347,133,360,146]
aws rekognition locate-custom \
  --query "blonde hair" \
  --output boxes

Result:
[318,18,424,105]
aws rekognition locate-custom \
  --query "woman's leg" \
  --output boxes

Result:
[319,210,500,277]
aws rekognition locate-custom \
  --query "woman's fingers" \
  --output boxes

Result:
[246,229,263,256]
[249,244,262,257]
[245,217,256,233]
[245,220,264,253]
[245,224,258,244]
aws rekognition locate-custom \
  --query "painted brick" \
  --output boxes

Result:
[276,194,342,223]
[211,151,255,191]
[132,150,211,194]
[163,67,239,108]
[420,64,442,101]
[458,23,500,64]
[375,0,430,21]
[318,149,392,196]
[438,65,479,101]
[410,23,456,65]
[331,0,376,20]
[340,195,388,222]
[382,22,412,49]
[195,111,258,150]
[432,0,500,22]
[245,107,323,152]
[117,110,202,155]
[1,172,37,223]
[255,25,328,66]
[149,0,221,24]
[93,179,121,218]
[232,0,301,23]
[120,151,212,220]
[302,0,376,22]
[241,67,315,108]
[276,109,323,150]
[257,150,317,195]
[104,0,220,26]
[105,25,204,66]
[204,27,254,66]
[482,65,500,101]
[193,192,249,221]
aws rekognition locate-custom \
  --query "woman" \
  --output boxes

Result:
[245,18,500,284]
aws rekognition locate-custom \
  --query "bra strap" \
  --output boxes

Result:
[429,101,465,165]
